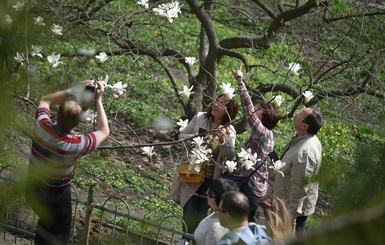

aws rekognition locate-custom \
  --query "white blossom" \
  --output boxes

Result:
[97,74,109,87]
[192,136,204,147]
[177,119,189,132]
[238,148,252,161]
[226,160,237,173]
[185,57,197,67]
[238,148,260,170]
[269,160,286,177]
[242,160,255,171]
[141,146,155,158]
[272,95,284,107]
[111,81,127,95]
[78,48,96,56]
[178,85,194,98]
[47,54,63,67]
[152,1,182,23]
[79,109,96,123]
[95,52,109,63]
[303,91,314,104]
[220,83,235,99]
[137,0,149,9]
[12,1,25,11]
[52,24,63,35]
[31,45,43,58]
[287,62,301,76]
[4,14,13,25]
[14,52,26,66]
[34,16,46,26]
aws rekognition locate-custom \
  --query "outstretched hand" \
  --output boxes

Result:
[232,70,243,84]
[95,81,105,100]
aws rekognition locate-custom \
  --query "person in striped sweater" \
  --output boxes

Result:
[26,80,109,245]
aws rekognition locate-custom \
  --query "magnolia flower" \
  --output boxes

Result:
[226,160,237,173]
[95,52,109,63]
[111,81,127,95]
[303,91,314,104]
[272,95,284,107]
[269,160,286,177]
[97,74,109,87]
[185,57,197,67]
[192,136,204,147]
[47,54,63,67]
[31,45,43,58]
[4,14,13,25]
[14,52,26,66]
[152,1,182,23]
[238,148,252,160]
[220,83,235,99]
[287,62,301,76]
[79,109,96,123]
[176,119,189,131]
[178,85,194,98]
[12,1,25,11]
[242,160,255,171]
[52,24,63,35]
[141,146,155,158]
[78,48,96,56]
[34,16,46,26]
[137,0,149,9]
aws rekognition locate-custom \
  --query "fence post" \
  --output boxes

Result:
[82,184,94,245]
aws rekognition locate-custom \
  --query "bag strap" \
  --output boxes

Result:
[239,151,277,185]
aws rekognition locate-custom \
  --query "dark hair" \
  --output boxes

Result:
[259,101,280,130]
[57,100,82,130]
[205,94,239,125]
[207,178,239,206]
[220,191,249,223]
[303,108,323,135]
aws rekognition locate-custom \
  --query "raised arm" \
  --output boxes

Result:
[94,81,110,143]
[40,89,72,108]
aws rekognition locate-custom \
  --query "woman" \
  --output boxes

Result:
[170,94,239,235]
[232,69,280,221]
[255,196,293,244]
[194,178,239,245]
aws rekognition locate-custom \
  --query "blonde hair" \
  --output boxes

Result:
[257,196,293,243]
[57,100,82,130]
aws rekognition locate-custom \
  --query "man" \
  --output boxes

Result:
[273,107,324,237]
[217,191,271,245]
[26,81,109,245]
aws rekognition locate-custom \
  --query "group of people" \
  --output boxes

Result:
[171,69,324,244]
[26,67,323,245]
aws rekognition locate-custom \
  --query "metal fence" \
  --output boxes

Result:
[0,166,194,245]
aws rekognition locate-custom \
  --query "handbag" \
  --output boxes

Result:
[177,163,205,183]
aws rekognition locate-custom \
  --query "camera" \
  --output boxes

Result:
[85,81,97,92]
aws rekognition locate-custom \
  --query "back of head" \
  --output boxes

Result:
[208,178,239,206]
[258,196,293,243]
[260,101,280,130]
[304,108,323,135]
[221,191,249,223]
[57,100,82,130]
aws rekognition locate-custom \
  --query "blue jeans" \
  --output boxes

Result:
[182,178,212,235]
[295,216,308,238]
[240,182,260,222]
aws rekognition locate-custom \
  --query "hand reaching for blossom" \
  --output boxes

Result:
[232,70,243,84]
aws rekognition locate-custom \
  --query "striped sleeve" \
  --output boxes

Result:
[36,105,51,122]
[80,132,101,156]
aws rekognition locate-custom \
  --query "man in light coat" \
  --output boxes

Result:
[273,107,324,237]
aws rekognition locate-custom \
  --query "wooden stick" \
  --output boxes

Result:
[239,63,243,71]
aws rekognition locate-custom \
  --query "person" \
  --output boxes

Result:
[26,81,109,245]
[232,69,280,221]
[272,107,323,238]
[170,94,239,236]
[255,196,293,244]
[193,178,239,245]
[217,191,271,245]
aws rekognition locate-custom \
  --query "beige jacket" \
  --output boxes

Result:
[273,134,322,219]
[169,112,236,207]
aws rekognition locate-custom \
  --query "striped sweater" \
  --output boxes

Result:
[29,105,100,187]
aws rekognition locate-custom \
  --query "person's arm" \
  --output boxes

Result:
[178,113,200,140]
[93,81,110,143]
[40,88,72,108]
